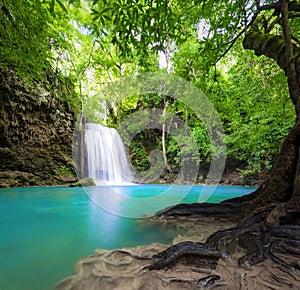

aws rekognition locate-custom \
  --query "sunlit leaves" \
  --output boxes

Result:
[0,0,53,78]
[90,0,193,58]
[42,0,69,16]
[2,0,298,178]
[216,45,294,174]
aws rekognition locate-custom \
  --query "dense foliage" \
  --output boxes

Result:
[0,0,297,180]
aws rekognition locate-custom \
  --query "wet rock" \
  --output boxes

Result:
[70,178,96,187]
[0,68,77,187]
[0,170,37,187]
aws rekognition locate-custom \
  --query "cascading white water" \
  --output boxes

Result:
[84,123,133,185]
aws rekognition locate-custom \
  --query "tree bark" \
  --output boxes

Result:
[143,1,300,280]
[241,121,300,208]
[162,95,171,171]
[243,24,300,93]
[79,112,86,179]
[241,0,300,206]
[280,0,300,115]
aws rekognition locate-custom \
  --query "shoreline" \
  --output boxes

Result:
[0,181,258,190]
[55,217,300,290]
[0,168,266,189]
[0,172,262,189]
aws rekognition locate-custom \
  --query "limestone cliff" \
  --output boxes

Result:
[0,68,77,187]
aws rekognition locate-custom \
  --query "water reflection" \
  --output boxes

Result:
[86,188,181,249]
[87,203,121,247]
[85,184,256,218]
[0,185,256,290]
[85,185,196,218]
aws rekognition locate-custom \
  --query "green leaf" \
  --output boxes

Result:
[100,16,105,27]
[91,8,100,15]
[100,7,113,14]
[103,14,111,21]
[50,0,55,15]
[56,0,68,13]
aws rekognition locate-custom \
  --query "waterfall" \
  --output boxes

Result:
[84,123,133,185]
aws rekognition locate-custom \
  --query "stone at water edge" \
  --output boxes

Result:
[69,178,96,187]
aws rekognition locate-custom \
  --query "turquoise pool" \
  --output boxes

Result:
[0,185,255,290]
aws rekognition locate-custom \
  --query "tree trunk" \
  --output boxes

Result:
[243,26,300,91]
[240,0,300,208]
[158,0,300,218]
[140,1,300,281]
[79,112,86,179]
[239,120,300,210]
[162,95,171,171]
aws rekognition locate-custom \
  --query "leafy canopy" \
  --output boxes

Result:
[1,0,297,177]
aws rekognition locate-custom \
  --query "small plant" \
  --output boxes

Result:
[55,165,72,176]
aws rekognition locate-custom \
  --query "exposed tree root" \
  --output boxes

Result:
[155,201,247,221]
[146,200,300,287]
[144,241,221,271]
[196,274,221,287]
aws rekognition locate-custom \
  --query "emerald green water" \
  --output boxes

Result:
[0,185,255,290]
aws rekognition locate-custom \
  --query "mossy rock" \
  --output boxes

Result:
[0,170,37,188]
[70,178,96,187]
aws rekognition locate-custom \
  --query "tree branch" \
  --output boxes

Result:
[0,2,13,21]
[256,1,280,12]
[280,0,300,114]
[215,15,258,64]
[79,40,96,79]
[292,35,300,46]
[266,17,280,32]
[256,0,300,13]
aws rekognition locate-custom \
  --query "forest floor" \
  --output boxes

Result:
[56,216,300,290]
[219,169,269,187]
[156,168,270,188]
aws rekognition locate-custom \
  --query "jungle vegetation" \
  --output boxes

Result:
[0,0,295,179]
[1,0,300,280]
